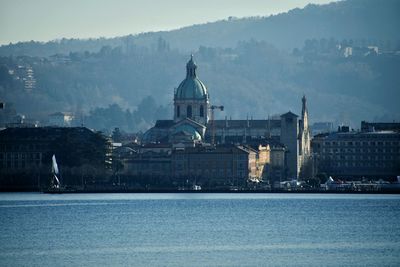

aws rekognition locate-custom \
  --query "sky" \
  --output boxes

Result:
[0,0,336,45]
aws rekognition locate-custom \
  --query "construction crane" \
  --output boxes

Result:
[209,105,224,145]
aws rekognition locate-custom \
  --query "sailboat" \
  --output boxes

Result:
[44,154,77,193]
[51,154,60,189]
[44,154,63,193]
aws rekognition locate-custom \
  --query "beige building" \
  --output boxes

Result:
[254,144,270,179]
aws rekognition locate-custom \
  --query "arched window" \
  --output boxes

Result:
[187,105,192,118]
[177,105,180,118]
[200,105,204,117]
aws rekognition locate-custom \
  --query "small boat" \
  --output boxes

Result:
[44,154,73,193]
[51,154,61,189]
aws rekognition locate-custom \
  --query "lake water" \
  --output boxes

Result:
[0,193,399,267]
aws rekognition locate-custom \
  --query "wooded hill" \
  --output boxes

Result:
[0,0,399,132]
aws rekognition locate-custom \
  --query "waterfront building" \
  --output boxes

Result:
[171,144,257,188]
[118,143,259,189]
[143,56,311,179]
[312,125,400,180]
[0,127,112,189]
[116,140,287,187]
[123,149,171,180]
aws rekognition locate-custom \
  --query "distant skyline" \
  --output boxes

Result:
[0,0,337,45]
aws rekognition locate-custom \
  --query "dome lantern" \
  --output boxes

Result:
[186,54,197,78]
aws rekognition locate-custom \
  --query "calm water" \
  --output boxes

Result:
[0,193,400,267]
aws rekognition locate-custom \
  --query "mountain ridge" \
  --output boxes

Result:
[1,0,399,57]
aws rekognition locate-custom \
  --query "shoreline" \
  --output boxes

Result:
[1,188,400,194]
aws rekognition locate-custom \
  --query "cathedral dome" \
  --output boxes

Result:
[175,55,208,100]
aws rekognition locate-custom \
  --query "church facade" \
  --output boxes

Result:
[143,56,311,179]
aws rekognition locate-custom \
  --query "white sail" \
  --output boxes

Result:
[52,155,59,175]
[51,155,61,189]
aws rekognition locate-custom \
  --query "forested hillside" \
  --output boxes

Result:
[0,0,399,132]
[0,0,398,57]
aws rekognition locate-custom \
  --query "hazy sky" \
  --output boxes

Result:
[0,0,336,45]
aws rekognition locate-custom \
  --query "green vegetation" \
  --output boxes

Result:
[0,0,399,132]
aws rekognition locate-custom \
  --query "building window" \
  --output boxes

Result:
[200,105,204,117]
[177,105,180,118]
[187,105,192,118]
